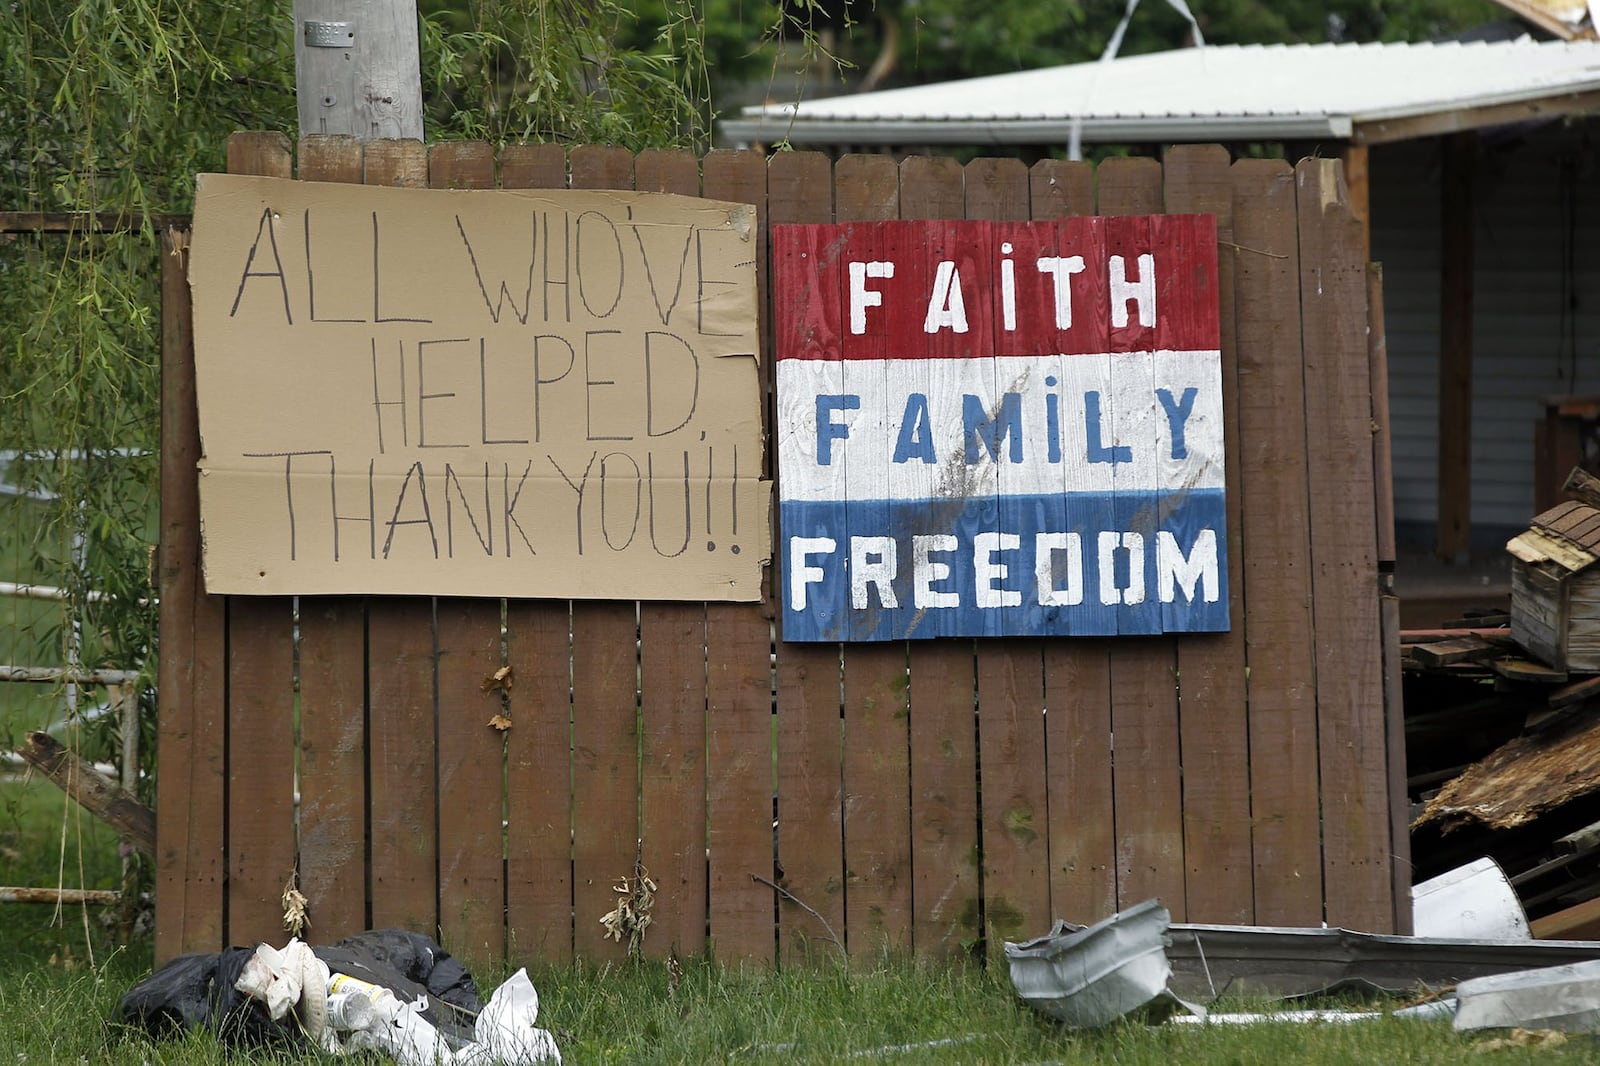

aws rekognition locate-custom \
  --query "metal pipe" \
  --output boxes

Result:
[0,665,141,685]
[0,887,120,905]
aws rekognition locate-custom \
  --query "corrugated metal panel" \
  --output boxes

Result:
[725,40,1600,146]
[1374,124,1600,538]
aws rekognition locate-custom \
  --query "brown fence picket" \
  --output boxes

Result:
[563,145,643,964]
[1029,159,1118,927]
[569,601,640,964]
[705,603,777,962]
[1231,159,1322,926]
[153,139,1402,964]
[214,133,298,949]
[639,601,708,958]
[1296,159,1392,932]
[905,638,979,956]
[355,138,439,940]
[891,154,985,958]
[225,598,298,946]
[1029,159,1095,219]
[831,154,914,954]
[435,597,509,964]
[368,597,439,935]
[1095,156,1187,917]
[974,646,1049,944]
[423,141,510,966]
[296,594,369,942]
[494,140,575,965]
[504,598,575,963]
[767,151,846,962]
[1368,263,1413,935]
[293,134,371,945]
[1042,639,1117,922]
[499,142,568,191]
[1161,145,1255,924]
[961,157,1053,947]
[702,148,779,964]
[635,147,698,193]
[363,138,430,189]
[430,139,495,190]
[632,147,713,961]
[156,212,227,960]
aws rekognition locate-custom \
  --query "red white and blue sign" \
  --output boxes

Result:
[773,216,1228,642]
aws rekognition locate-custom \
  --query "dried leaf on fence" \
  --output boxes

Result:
[281,873,309,936]
[488,713,513,732]
[481,666,514,694]
[599,859,657,956]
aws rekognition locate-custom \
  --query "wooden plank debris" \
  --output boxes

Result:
[1531,896,1600,940]
[1564,466,1600,511]
[1492,658,1569,684]
[1439,613,1511,630]
[1556,819,1600,854]
[0,887,121,905]
[15,732,155,856]
[1411,636,1499,668]
[1549,675,1600,709]
[1518,528,1600,570]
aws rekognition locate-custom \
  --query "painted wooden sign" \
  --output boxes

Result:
[773,216,1228,642]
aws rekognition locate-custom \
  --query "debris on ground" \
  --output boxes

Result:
[1006,898,1600,1035]
[117,928,559,1063]
[1404,485,1600,938]
[1455,958,1600,1033]
[1004,900,1202,1028]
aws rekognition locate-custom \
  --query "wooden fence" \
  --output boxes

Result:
[155,132,1407,968]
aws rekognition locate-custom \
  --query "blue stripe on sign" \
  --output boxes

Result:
[780,489,1228,642]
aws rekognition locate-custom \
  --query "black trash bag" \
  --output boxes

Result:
[117,929,486,1049]
[115,945,307,1050]
[314,928,484,1043]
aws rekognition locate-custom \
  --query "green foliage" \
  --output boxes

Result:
[0,2,297,788]
[420,0,784,151]
[0,777,141,970]
[874,0,1503,86]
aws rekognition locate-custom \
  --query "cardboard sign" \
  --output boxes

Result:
[774,217,1228,641]
[189,173,768,600]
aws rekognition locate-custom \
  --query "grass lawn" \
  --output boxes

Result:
[2,780,1595,1064]
[3,939,1597,1064]
[4,698,1593,1063]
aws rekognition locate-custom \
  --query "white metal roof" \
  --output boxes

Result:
[722,38,1600,147]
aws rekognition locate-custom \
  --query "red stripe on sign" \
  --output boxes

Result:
[1103,215,1155,354]
[773,224,844,361]
[1153,213,1220,353]
[840,220,916,361]
[922,221,995,361]
[1001,216,1112,358]
[774,217,1219,361]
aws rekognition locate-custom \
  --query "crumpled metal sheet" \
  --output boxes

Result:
[1165,923,1600,1001]
[1004,900,1200,1028]
[1455,958,1600,1033]
[1414,711,1600,833]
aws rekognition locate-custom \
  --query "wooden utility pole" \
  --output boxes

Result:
[294,0,425,141]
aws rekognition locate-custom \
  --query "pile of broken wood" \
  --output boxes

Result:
[1407,617,1600,939]
[1405,468,1600,938]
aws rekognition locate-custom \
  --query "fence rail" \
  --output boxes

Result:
[155,133,1406,968]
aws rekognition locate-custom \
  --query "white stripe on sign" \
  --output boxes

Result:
[776,351,1223,503]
